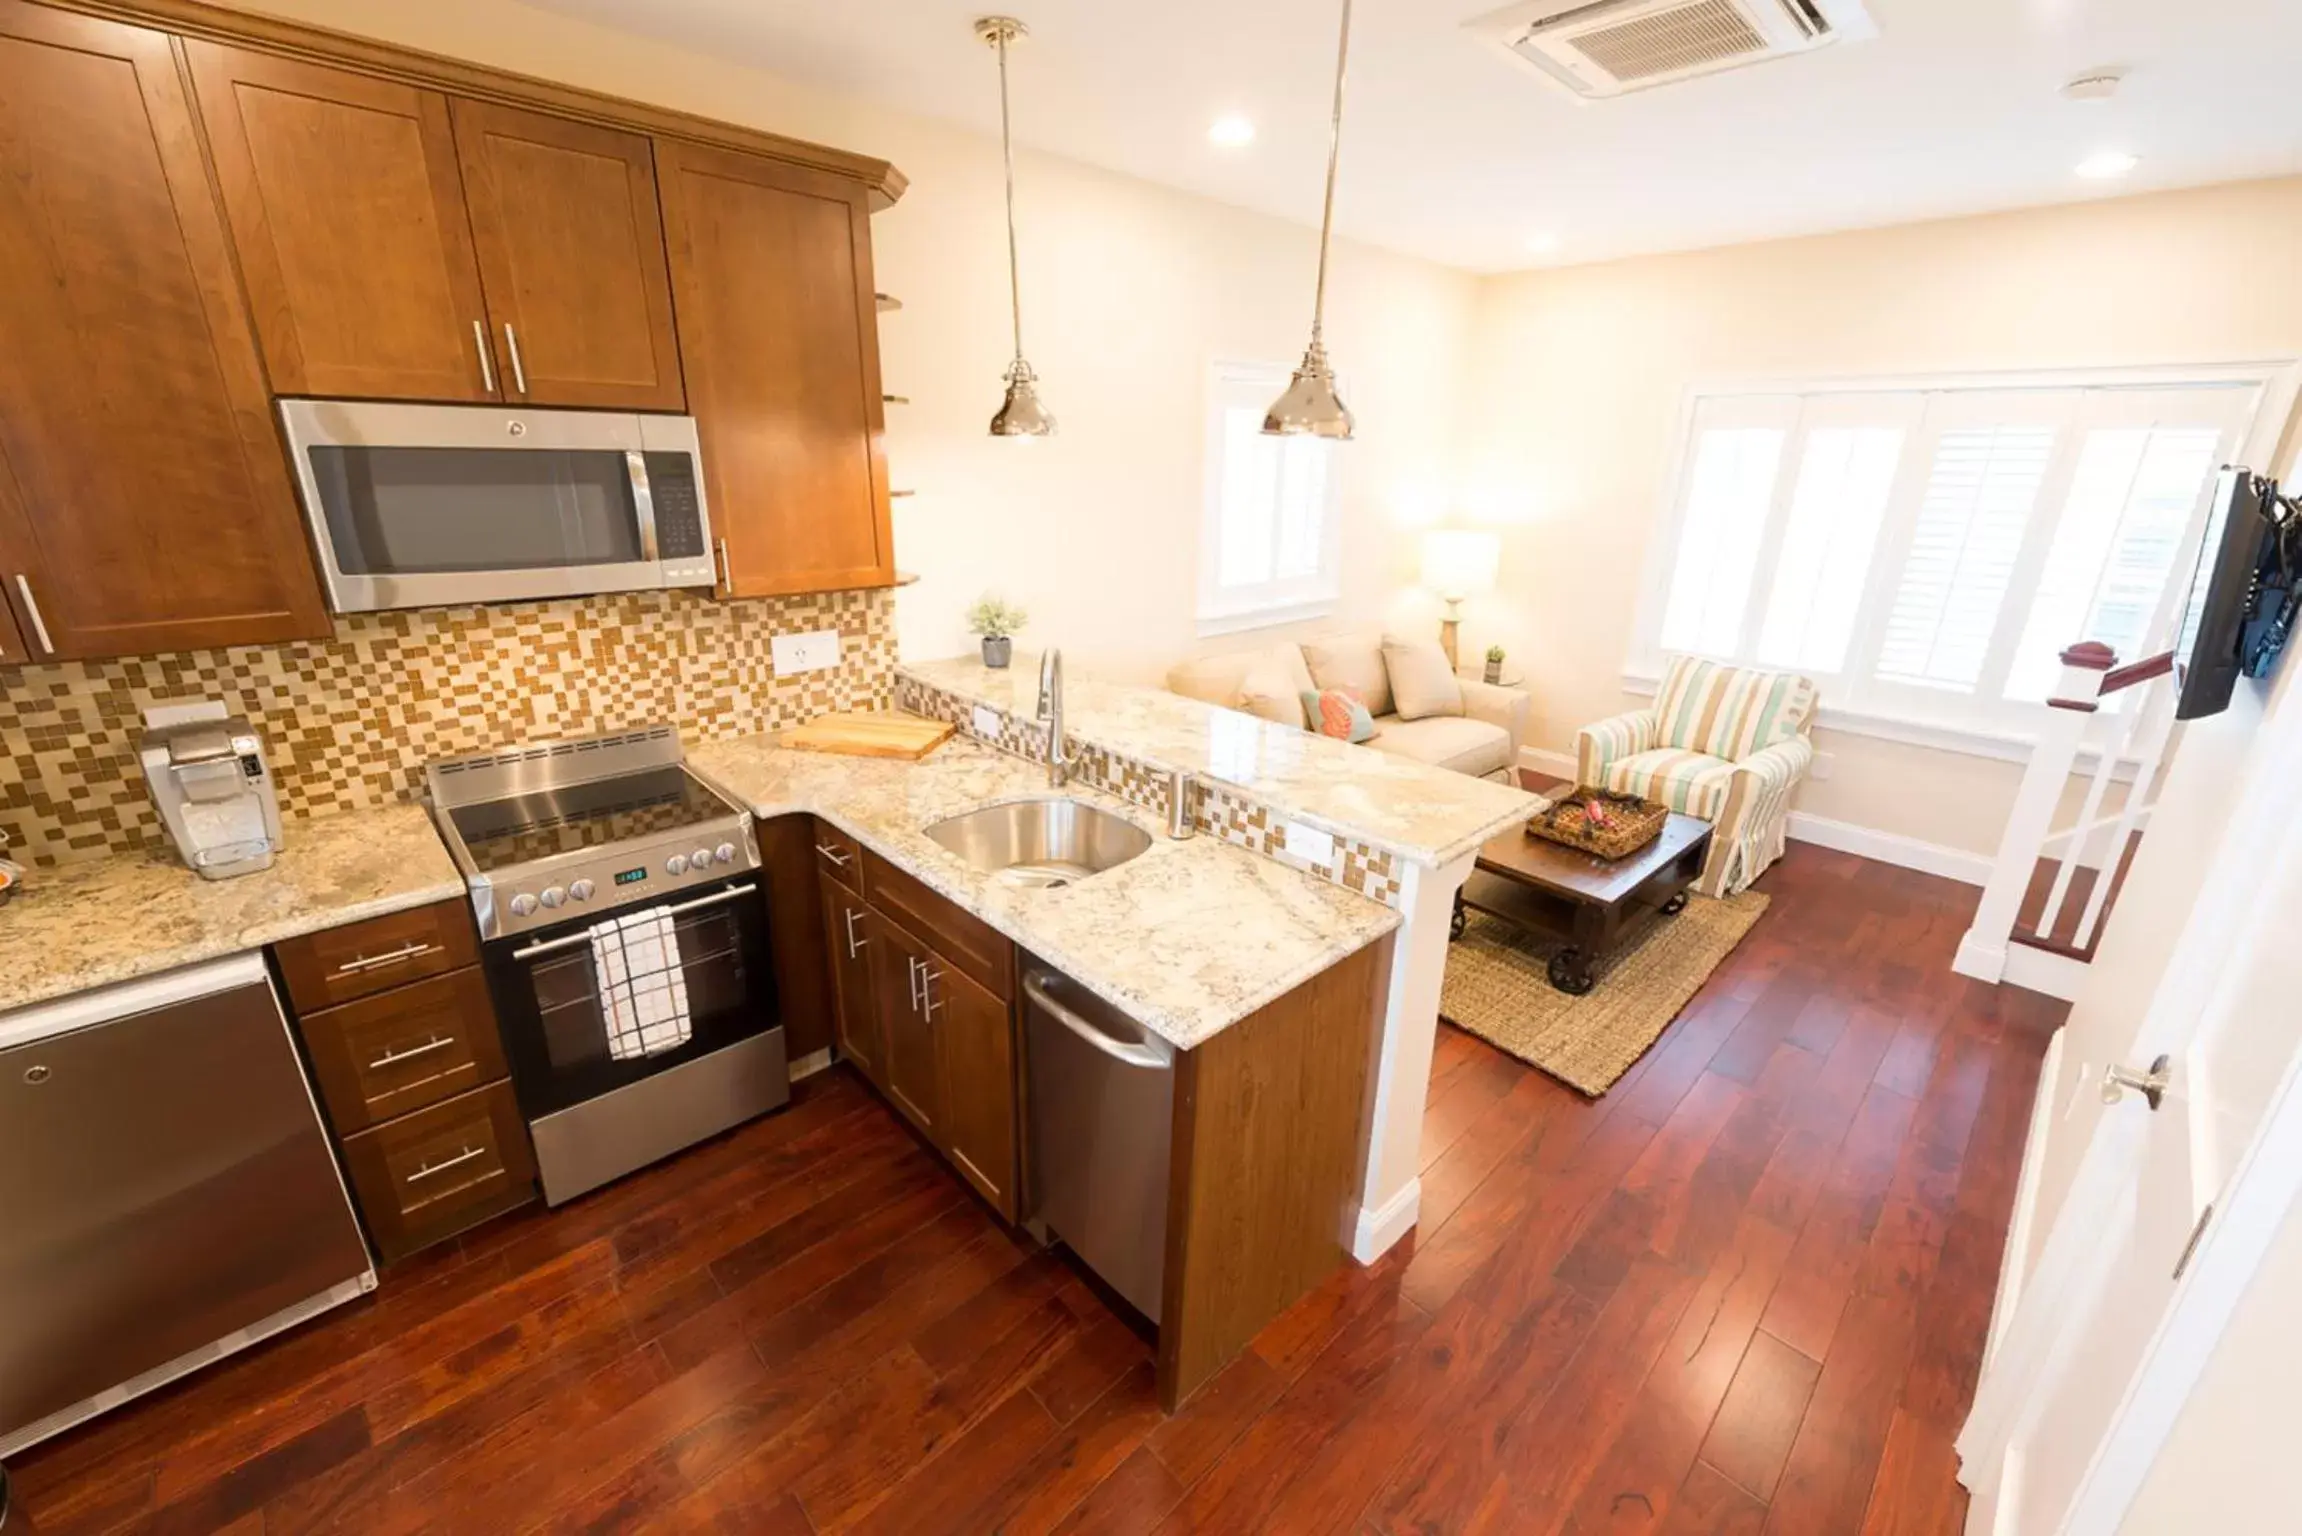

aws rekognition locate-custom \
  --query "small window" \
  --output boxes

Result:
[1198,361,1343,635]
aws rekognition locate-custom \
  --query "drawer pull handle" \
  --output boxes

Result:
[843,906,868,959]
[815,842,852,867]
[406,1144,487,1185]
[368,1035,455,1070]
[335,940,438,976]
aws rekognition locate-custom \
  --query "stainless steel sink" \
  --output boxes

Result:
[923,798,1152,889]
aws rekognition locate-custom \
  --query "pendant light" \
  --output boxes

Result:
[977,16,1055,438]
[1264,0,1356,439]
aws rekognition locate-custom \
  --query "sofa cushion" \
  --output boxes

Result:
[1363,714,1511,779]
[1601,747,1737,819]
[1381,634,1463,721]
[1170,644,1316,730]
[1301,635,1392,719]
[1653,655,1816,762]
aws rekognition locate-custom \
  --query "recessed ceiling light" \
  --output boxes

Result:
[1208,114,1255,149]
[1525,232,1562,256]
[2075,150,2140,180]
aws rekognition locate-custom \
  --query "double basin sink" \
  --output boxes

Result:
[923,797,1151,890]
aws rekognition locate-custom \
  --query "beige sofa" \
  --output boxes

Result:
[1167,636,1530,784]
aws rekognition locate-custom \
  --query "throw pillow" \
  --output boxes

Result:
[1300,688,1377,743]
[1382,634,1464,721]
[1236,653,1308,729]
[1301,636,1393,719]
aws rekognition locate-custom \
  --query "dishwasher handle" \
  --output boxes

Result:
[1023,972,1171,1070]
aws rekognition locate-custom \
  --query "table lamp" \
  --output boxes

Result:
[1420,529,1499,670]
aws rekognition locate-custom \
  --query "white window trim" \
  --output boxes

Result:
[1625,359,2302,766]
[1195,358,1345,638]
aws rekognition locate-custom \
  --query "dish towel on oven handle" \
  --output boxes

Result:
[589,905,693,1062]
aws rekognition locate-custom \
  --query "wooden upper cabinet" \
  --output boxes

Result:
[185,42,496,402]
[0,4,328,661]
[452,100,684,411]
[657,142,895,596]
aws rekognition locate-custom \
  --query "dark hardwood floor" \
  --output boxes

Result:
[11,842,2062,1535]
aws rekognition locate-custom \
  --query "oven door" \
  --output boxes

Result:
[482,875,778,1121]
[277,400,716,613]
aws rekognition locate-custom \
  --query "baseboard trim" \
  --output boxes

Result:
[2002,943,2088,1002]
[1519,746,1577,781]
[1982,1025,2064,1374]
[1785,811,1996,886]
[1352,1178,1421,1263]
[788,1047,834,1082]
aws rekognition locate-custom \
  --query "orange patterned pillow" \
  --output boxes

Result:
[1300,688,1376,743]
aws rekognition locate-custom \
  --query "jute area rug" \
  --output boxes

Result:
[1439,892,1769,1096]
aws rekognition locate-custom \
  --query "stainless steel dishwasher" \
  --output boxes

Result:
[1022,967,1174,1322]
[0,954,375,1458]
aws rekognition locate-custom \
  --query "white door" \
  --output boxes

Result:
[1958,659,2302,1534]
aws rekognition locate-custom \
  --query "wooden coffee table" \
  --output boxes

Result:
[1450,811,1713,995]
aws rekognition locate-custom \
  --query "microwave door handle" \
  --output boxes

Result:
[626,450,661,563]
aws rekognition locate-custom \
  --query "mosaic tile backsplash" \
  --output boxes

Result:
[896,673,1405,909]
[2,588,896,867]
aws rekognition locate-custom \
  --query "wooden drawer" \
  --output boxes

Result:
[297,966,508,1134]
[862,849,1012,1003]
[275,898,480,1014]
[341,1080,535,1264]
[813,818,864,894]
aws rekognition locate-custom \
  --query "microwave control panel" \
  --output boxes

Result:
[643,452,715,586]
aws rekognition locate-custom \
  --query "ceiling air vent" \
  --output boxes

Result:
[1464,0,1876,100]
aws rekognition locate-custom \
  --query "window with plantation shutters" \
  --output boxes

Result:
[1635,376,2267,743]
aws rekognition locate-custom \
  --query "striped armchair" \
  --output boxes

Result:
[1576,656,1818,897]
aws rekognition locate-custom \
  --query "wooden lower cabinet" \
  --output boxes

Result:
[865,908,943,1138]
[926,959,1017,1220]
[339,1080,535,1265]
[817,866,881,1085]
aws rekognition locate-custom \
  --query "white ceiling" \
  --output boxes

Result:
[531,0,2302,273]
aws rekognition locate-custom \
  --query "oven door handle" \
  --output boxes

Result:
[509,883,760,961]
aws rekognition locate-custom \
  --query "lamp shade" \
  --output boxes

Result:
[1420,529,1500,599]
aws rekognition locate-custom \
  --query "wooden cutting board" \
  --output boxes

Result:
[784,711,955,761]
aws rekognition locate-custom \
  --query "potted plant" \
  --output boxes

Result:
[966,594,1028,669]
[1484,643,1507,685]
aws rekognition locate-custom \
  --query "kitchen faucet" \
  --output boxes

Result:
[1037,648,1074,788]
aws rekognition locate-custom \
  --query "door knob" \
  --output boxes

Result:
[2102,1053,2172,1111]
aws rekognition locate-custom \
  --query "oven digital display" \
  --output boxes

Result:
[614,867,649,886]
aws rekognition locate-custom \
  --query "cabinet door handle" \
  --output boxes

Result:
[12,575,54,656]
[920,964,944,1020]
[503,323,528,395]
[906,955,924,1014]
[843,906,867,959]
[368,1035,455,1071]
[406,1144,486,1185]
[471,319,497,393]
[815,842,851,867]
[333,940,437,976]
[714,537,732,594]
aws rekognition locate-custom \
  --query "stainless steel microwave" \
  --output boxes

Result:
[277,400,717,614]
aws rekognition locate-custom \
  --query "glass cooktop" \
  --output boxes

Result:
[445,766,739,873]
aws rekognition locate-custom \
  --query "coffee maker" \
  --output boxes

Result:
[138,702,283,880]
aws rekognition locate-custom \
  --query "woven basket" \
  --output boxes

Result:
[1526,787,1668,860]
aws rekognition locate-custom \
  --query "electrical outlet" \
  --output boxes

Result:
[770,630,841,677]
[1809,750,1836,782]
[972,705,1002,738]
[1281,821,1336,868]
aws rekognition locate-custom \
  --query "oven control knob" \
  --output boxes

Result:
[539,886,567,910]
[692,847,714,871]
[715,842,737,865]
[510,893,538,918]
[569,879,596,903]
[666,854,689,876]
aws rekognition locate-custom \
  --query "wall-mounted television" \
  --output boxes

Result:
[2173,468,2298,721]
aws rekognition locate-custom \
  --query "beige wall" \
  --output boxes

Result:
[215,0,1474,686]
[1460,177,2302,853]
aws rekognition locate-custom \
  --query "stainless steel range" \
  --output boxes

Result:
[427,726,786,1205]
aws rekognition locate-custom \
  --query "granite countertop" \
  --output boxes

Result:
[689,733,1401,1051]
[902,654,1539,867]
[0,804,465,1015]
